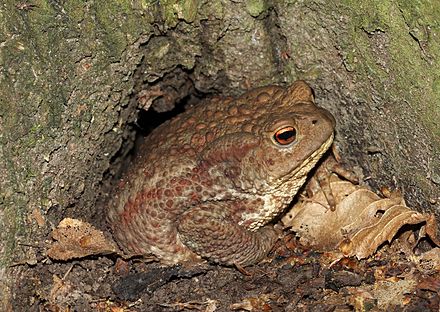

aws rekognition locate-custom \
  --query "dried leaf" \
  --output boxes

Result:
[424,215,440,246]
[31,208,46,227]
[417,275,440,293]
[47,218,119,260]
[358,279,417,309]
[159,300,218,311]
[50,275,72,303]
[282,176,440,259]
[339,206,429,259]
[415,248,440,271]
[230,294,275,311]
[282,181,380,249]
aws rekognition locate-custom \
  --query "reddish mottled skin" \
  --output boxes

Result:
[108,81,335,266]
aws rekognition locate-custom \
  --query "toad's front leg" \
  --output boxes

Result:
[178,201,278,267]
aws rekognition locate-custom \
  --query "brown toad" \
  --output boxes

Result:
[108,81,335,266]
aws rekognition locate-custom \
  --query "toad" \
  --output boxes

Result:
[108,81,335,266]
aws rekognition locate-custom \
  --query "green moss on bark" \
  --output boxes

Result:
[342,0,440,139]
[0,0,154,269]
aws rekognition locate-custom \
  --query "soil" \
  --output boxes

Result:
[12,232,440,311]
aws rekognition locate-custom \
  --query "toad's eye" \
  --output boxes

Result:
[274,126,296,145]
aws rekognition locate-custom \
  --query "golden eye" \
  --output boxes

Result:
[274,126,296,145]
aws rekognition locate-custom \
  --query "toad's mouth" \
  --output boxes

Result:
[272,132,334,192]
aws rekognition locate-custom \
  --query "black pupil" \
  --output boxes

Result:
[277,129,296,142]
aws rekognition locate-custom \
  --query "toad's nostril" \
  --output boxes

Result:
[312,119,318,125]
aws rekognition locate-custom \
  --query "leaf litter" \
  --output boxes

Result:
[34,172,440,311]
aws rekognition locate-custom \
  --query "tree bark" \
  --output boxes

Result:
[0,0,439,308]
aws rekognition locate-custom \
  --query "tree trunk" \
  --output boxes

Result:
[1,0,439,309]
